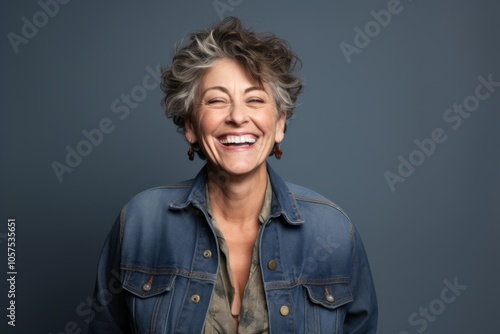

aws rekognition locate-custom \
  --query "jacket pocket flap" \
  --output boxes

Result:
[303,282,353,309]
[122,270,176,298]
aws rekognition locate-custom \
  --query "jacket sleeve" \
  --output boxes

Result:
[88,213,132,334]
[344,225,378,333]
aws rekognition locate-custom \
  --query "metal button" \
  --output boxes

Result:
[267,260,278,270]
[143,276,153,292]
[190,294,201,304]
[203,250,212,259]
[280,305,290,316]
[326,294,335,303]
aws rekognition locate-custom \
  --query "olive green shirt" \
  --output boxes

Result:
[203,179,271,334]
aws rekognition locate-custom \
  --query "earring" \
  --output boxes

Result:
[187,143,194,161]
[274,143,283,160]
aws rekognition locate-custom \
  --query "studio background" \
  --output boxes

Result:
[1,0,499,333]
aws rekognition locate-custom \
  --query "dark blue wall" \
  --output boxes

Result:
[1,1,499,333]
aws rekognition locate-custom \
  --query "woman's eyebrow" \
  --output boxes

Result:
[245,86,268,95]
[201,86,229,98]
[201,86,268,98]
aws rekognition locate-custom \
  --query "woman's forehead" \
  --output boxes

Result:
[199,59,270,94]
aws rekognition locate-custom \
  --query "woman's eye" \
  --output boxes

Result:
[205,99,230,109]
[207,99,224,104]
[248,99,264,103]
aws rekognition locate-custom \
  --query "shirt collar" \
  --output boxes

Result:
[169,163,304,225]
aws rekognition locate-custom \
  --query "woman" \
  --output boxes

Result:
[89,17,377,333]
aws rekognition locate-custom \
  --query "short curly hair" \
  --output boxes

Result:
[160,17,303,157]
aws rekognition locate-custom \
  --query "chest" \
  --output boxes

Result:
[219,223,260,290]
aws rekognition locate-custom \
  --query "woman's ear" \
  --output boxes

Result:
[275,112,286,143]
[184,118,197,143]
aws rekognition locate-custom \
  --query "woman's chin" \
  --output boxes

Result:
[209,159,267,177]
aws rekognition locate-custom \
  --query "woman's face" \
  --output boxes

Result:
[185,58,285,177]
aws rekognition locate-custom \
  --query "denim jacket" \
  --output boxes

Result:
[89,164,377,333]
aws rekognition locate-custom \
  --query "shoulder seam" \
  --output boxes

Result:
[146,183,191,190]
[294,195,351,222]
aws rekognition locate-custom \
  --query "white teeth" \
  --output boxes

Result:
[220,135,256,144]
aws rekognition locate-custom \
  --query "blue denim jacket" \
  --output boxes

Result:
[89,164,377,333]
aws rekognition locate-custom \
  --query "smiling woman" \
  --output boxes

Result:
[89,17,378,334]
[186,58,285,177]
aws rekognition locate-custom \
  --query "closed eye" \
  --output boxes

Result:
[247,98,264,103]
[207,99,225,104]
[204,98,230,110]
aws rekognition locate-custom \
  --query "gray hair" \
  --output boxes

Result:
[161,17,303,157]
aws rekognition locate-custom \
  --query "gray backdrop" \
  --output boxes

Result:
[1,0,499,333]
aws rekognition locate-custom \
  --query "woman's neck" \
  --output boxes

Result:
[207,163,268,225]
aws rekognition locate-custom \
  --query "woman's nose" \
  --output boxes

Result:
[225,101,248,125]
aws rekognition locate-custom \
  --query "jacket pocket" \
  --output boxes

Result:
[122,270,176,297]
[122,269,176,333]
[302,280,353,333]
[303,281,353,309]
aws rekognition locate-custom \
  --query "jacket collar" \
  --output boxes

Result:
[169,163,304,225]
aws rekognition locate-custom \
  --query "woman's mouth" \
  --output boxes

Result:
[219,135,257,147]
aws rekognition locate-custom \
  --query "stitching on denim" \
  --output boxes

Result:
[304,286,353,310]
[174,273,191,333]
[288,290,297,332]
[335,304,340,333]
[265,277,351,290]
[293,195,351,222]
[314,294,320,334]
[304,287,318,333]
[350,225,356,267]
[150,291,165,332]
[169,185,195,209]
[131,294,138,333]
[163,278,176,332]
[284,187,304,223]
[119,207,126,246]
[122,273,175,297]
[274,222,285,281]
[190,218,202,273]
[149,183,191,190]
[120,265,218,281]
[350,222,357,241]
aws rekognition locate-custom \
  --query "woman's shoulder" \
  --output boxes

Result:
[285,181,351,222]
[123,179,194,212]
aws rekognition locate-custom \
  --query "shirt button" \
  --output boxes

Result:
[267,260,278,270]
[142,283,151,292]
[280,305,290,316]
[190,294,201,304]
[326,294,335,303]
[203,250,212,259]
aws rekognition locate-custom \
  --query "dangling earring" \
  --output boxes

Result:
[187,142,194,161]
[274,143,283,160]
